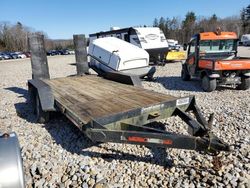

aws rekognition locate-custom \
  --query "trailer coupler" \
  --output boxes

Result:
[196,132,230,155]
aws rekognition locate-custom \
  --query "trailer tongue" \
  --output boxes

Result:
[28,34,230,160]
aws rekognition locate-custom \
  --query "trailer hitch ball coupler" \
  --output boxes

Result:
[207,134,231,155]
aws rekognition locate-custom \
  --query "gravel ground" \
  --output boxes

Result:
[0,47,250,188]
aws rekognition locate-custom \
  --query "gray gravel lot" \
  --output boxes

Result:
[0,47,249,188]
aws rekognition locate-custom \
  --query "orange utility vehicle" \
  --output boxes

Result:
[181,30,250,91]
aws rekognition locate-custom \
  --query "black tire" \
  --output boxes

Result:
[181,65,191,81]
[159,53,165,62]
[237,77,250,90]
[34,93,49,123]
[201,75,217,92]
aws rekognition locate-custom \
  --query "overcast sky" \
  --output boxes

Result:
[0,0,249,39]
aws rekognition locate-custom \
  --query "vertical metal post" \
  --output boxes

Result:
[73,34,89,75]
[28,34,50,79]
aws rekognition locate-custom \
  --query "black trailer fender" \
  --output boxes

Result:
[28,79,56,112]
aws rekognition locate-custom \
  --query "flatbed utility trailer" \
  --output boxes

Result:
[27,34,230,156]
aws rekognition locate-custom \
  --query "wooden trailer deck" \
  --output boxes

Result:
[44,75,177,125]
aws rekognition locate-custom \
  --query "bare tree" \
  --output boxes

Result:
[0,21,73,52]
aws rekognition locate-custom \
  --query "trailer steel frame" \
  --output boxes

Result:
[28,76,229,155]
[27,34,230,158]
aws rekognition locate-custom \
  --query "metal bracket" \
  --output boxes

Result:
[28,79,56,112]
[89,63,142,87]
[174,108,208,136]
[103,71,142,87]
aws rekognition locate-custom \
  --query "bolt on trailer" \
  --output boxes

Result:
[27,34,230,157]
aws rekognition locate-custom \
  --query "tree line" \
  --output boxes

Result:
[153,4,250,44]
[0,22,73,52]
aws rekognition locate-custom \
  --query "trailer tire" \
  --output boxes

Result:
[237,76,250,90]
[181,65,191,81]
[201,75,216,92]
[34,92,49,123]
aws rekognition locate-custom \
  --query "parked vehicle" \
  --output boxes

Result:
[23,52,31,58]
[167,39,181,51]
[47,50,57,56]
[55,49,70,55]
[0,54,3,60]
[164,39,184,62]
[0,53,12,60]
[61,49,70,55]
[89,27,169,63]
[181,30,250,91]
[241,34,250,46]
[8,52,19,59]
[15,52,27,59]
[2,52,17,59]
[166,50,186,62]
[88,37,156,79]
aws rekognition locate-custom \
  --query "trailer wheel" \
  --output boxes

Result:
[34,92,49,123]
[237,76,250,90]
[181,65,191,81]
[201,75,216,92]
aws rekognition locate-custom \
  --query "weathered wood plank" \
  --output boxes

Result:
[44,75,177,124]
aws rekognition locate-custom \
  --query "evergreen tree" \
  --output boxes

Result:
[182,11,196,42]
[153,18,159,27]
[241,5,250,33]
